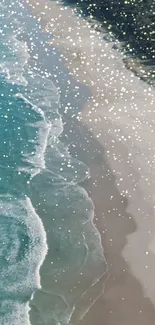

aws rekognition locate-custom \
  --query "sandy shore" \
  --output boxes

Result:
[25,0,155,324]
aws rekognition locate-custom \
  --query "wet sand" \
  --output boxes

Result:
[66,114,155,325]
[25,0,155,324]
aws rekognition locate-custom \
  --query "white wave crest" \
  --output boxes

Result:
[0,195,47,324]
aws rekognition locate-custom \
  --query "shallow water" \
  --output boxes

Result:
[0,1,107,324]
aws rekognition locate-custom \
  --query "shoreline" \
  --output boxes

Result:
[24,0,155,324]
[66,116,155,325]
[20,4,109,324]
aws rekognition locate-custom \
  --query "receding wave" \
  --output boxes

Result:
[0,2,108,325]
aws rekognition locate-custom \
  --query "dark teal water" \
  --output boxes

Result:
[0,1,107,324]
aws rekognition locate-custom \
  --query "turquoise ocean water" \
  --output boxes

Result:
[0,1,107,324]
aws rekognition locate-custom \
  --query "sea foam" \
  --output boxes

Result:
[0,195,47,324]
[0,2,108,325]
